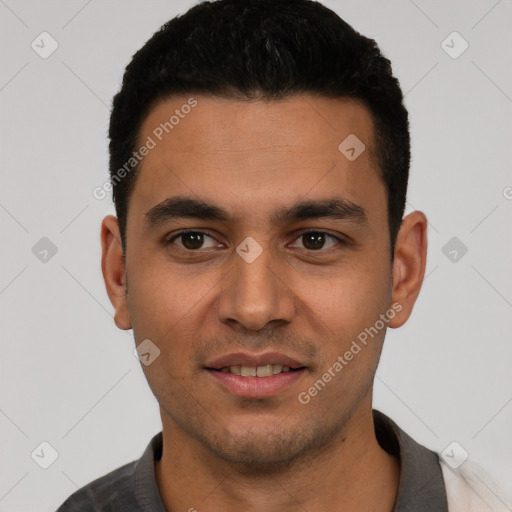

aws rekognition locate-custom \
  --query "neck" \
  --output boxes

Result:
[155,403,400,512]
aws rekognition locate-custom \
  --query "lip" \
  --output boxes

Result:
[204,351,306,370]
[206,367,307,398]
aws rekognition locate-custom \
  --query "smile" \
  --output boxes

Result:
[213,364,301,377]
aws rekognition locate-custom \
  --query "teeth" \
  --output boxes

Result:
[218,364,298,377]
[240,366,257,377]
[272,364,283,375]
[230,365,241,375]
[256,364,273,377]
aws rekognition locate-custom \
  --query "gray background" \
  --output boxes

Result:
[1,0,511,510]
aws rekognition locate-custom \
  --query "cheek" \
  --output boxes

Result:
[299,272,391,409]
[300,269,392,398]
[309,258,391,339]
[126,253,228,373]
[126,256,200,344]
[126,269,203,397]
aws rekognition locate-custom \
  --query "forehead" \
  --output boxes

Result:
[130,94,384,227]
[139,94,376,160]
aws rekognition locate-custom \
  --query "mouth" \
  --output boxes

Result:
[207,364,305,377]
[204,352,308,398]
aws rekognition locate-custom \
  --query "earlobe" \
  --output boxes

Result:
[100,215,132,330]
[388,211,428,329]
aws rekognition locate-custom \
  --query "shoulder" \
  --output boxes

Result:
[440,458,512,512]
[55,460,138,511]
[55,432,164,512]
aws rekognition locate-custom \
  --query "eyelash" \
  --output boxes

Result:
[163,229,346,252]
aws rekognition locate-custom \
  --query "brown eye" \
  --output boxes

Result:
[291,231,341,251]
[167,231,218,251]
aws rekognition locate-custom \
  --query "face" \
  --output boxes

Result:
[102,94,426,471]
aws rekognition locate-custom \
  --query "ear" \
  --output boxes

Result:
[101,215,132,330]
[388,211,428,328]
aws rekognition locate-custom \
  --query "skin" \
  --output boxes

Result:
[101,94,427,512]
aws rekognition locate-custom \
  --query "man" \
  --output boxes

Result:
[57,0,507,510]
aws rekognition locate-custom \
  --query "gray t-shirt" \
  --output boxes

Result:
[56,409,448,511]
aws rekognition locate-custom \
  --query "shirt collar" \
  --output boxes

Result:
[373,409,448,511]
[133,409,448,511]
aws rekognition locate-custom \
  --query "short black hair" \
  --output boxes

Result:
[109,0,410,256]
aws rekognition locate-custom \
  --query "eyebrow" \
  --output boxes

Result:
[145,196,368,228]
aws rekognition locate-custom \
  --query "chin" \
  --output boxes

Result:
[200,419,338,474]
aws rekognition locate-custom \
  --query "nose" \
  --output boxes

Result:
[216,240,296,331]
